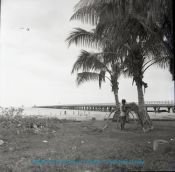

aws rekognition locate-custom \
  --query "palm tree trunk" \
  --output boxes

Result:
[136,81,153,132]
[112,83,120,121]
[114,90,119,106]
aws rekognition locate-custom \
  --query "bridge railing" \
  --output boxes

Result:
[145,101,174,105]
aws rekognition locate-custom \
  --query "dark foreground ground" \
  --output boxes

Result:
[0,116,175,172]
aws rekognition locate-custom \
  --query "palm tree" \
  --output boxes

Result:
[69,0,170,131]
[123,40,168,130]
[66,28,126,117]
[121,0,174,79]
[71,49,123,116]
[122,15,169,129]
[66,25,132,120]
[72,0,173,79]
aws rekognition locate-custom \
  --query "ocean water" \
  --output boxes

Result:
[23,107,108,120]
[22,107,175,120]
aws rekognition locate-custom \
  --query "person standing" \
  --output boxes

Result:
[120,99,127,130]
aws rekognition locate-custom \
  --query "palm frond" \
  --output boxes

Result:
[71,50,110,74]
[143,55,169,73]
[66,28,100,48]
[72,0,128,26]
[74,0,102,11]
[99,70,106,88]
[71,5,100,25]
[76,72,100,85]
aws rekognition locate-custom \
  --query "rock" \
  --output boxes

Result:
[153,139,169,152]
[42,140,48,143]
[0,140,4,145]
[81,140,85,144]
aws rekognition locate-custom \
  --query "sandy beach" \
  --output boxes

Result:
[22,107,175,121]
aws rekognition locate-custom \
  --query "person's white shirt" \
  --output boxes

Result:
[120,104,126,117]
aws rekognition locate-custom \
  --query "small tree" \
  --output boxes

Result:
[66,26,128,117]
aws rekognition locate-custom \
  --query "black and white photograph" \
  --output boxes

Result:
[0,0,174,171]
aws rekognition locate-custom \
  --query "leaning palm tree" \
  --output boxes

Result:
[66,27,127,117]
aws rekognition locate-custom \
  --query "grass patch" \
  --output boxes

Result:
[0,113,174,171]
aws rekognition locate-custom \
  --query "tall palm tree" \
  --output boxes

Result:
[72,0,173,79]
[69,0,170,131]
[66,28,125,116]
[123,40,168,130]
[71,50,123,115]
[122,16,169,129]
[122,0,174,79]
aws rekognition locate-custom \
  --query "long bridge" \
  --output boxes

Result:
[35,101,175,113]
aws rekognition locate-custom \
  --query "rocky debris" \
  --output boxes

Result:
[81,140,85,144]
[152,139,175,153]
[0,140,4,145]
[42,140,48,143]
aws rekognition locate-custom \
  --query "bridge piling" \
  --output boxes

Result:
[36,101,175,114]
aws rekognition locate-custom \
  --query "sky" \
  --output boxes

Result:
[0,0,174,107]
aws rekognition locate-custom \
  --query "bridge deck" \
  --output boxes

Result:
[35,101,175,113]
